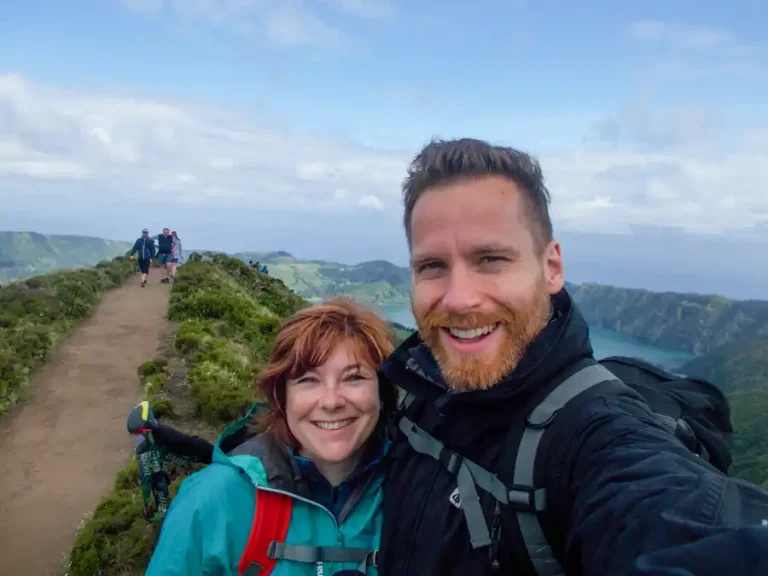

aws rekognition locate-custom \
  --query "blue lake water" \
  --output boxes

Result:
[378,304,692,370]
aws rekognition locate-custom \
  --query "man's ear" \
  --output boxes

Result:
[544,239,565,294]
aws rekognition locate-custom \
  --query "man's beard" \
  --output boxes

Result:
[414,280,552,392]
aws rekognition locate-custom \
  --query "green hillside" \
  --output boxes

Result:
[679,337,768,486]
[233,251,411,305]
[0,256,137,416]
[0,231,132,282]
[567,282,768,356]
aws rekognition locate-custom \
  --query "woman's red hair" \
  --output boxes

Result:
[251,297,397,448]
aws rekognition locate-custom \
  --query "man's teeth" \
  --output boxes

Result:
[314,419,354,430]
[448,325,496,340]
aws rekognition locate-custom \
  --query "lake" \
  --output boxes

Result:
[378,304,692,370]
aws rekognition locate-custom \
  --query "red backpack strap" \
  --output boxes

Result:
[238,488,293,576]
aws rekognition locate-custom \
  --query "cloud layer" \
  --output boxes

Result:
[1,71,766,240]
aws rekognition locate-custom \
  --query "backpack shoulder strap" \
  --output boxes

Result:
[238,488,293,576]
[500,363,620,576]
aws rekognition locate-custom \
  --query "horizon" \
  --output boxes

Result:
[4,227,767,303]
[2,1,766,299]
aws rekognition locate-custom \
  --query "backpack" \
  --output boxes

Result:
[236,488,379,576]
[395,356,734,575]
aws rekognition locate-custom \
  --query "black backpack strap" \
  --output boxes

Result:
[505,363,620,575]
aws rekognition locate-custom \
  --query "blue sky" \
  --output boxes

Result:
[1,0,767,297]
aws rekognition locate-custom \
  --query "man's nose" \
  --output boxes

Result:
[441,265,483,312]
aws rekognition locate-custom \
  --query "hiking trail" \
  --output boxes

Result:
[0,278,171,576]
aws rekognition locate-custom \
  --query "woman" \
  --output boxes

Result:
[169,230,182,280]
[146,298,398,575]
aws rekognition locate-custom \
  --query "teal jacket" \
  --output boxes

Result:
[145,409,388,576]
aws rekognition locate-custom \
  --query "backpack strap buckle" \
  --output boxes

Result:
[507,485,547,512]
[438,448,463,475]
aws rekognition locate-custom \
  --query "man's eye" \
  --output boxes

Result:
[417,262,444,273]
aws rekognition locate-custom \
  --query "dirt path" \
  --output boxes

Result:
[0,277,171,576]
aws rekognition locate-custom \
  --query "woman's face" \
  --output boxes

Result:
[285,341,380,474]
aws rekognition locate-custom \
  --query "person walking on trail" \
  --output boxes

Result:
[169,230,182,281]
[155,227,174,283]
[142,299,397,575]
[375,138,768,575]
[128,228,156,288]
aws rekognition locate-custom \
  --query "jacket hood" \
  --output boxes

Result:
[379,288,594,409]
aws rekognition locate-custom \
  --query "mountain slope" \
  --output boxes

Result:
[567,282,768,356]
[234,251,411,305]
[0,231,132,282]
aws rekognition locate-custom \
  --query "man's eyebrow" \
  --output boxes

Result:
[472,243,521,259]
[410,252,441,268]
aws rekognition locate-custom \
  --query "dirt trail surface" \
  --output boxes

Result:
[0,278,171,576]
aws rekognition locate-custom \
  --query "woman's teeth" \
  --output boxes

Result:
[448,324,496,340]
[314,419,354,430]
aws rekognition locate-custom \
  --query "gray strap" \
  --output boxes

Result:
[515,364,618,576]
[398,414,509,548]
[268,542,378,571]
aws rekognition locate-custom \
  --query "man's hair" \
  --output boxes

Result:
[402,138,553,253]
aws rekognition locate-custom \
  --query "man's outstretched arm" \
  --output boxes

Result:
[553,392,768,575]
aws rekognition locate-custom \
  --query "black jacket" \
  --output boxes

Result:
[129,237,156,260]
[378,289,768,575]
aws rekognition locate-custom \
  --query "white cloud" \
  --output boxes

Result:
[119,0,385,48]
[0,73,407,213]
[321,0,394,19]
[629,20,767,79]
[358,194,385,210]
[0,73,766,239]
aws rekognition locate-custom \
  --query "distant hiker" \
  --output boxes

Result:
[145,299,397,575]
[259,264,268,274]
[155,227,174,283]
[128,228,156,288]
[169,230,182,280]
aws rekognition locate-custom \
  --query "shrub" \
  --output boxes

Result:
[0,255,135,416]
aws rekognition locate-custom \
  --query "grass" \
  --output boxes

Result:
[0,255,137,417]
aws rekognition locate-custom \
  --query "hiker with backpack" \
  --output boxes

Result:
[374,138,768,575]
[155,227,174,283]
[128,228,156,288]
[145,298,398,575]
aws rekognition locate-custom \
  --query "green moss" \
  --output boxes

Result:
[0,256,136,416]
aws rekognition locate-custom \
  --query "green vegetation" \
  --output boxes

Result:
[67,253,415,575]
[0,231,132,282]
[234,251,411,305]
[678,337,768,486]
[0,256,136,416]
[567,282,768,356]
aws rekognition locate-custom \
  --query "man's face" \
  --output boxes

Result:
[409,175,564,391]
[163,228,170,236]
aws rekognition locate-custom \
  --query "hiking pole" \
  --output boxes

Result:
[127,401,171,522]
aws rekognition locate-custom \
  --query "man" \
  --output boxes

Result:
[377,138,768,575]
[155,227,174,283]
[128,228,156,288]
